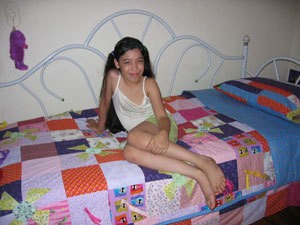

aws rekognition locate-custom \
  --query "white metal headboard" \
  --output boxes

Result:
[0,9,250,117]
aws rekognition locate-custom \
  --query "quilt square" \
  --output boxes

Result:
[190,211,219,225]
[178,108,211,121]
[69,108,98,119]
[215,114,236,123]
[0,122,17,131]
[50,129,85,142]
[0,150,10,166]
[94,150,124,163]
[219,160,239,193]
[74,118,91,131]
[168,98,204,111]
[219,198,246,214]
[22,156,62,180]
[0,131,53,150]
[47,119,79,131]
[191,115,226,128]
[214,124,244,139]
[101,161,144,189]
[237,153,264,190]
[172,112,187,125]
[0,162,21,186]
[80,129,98,138]
[229,121,255,133]
[177,121,198,139]
[22,172,67,206]
[108,184,146,225]
[68,191,111,225]
[55,138,90,155]
[62,165,107,197]
[145,179,181,217]
[188,134,237,164]
[27,200,71,225]
[87,136,120,149]
[18,120,49,133]
[140,166,172,182]
[265,187,289,217]
[248,131,270,152]
[1,147,21,167]
[164,103,177,113]
[0,180,22,217]
[21,142,58,161]
[0,127,19,141]
[163,95,186,103]
[60,151,99,170]
[219,205,244,225]
[17,116,46,127]
[225,134,263,158]
[243,197,266,225]
[47,112,72,121]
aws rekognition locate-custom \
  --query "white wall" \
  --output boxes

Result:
[0,0,299,123]
[290,0,300,69]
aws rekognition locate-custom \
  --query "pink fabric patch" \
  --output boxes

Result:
[178,108,211,121]
[190,137,237,163]
[180,183,205,208]
[19,121,49,133]
[220,206,244,225]
[22,156,62,179]
[169,98,204,111]
[288,182,300,206]
[191,211,219,225]
[27,200,71,225]
[237,154,263,190]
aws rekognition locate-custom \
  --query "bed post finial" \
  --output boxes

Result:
[242,35,250,78]
[243,35,250,46]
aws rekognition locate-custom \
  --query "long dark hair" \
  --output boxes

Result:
[101,37,155,133]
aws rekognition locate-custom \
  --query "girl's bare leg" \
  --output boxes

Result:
[123,144,216,209]
[128,122,226,195]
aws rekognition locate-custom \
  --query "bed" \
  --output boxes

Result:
[1,9,300,225]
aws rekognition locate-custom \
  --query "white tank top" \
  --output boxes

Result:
[112,75,154,131]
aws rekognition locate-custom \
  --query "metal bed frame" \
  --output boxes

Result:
[1,9,299,117]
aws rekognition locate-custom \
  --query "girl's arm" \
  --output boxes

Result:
[146,78,171,154]
[87,70,116,133]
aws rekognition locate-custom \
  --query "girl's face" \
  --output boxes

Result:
[114,48,145,83]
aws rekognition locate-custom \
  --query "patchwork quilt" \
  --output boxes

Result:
[0,95,276,225]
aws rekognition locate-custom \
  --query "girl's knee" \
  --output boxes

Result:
[127,130,137,144]
[127,129,146,148]
[123,146,137,163]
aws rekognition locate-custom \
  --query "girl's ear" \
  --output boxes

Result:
[114,59,120,69]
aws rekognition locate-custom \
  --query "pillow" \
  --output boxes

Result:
[214,77,300,123]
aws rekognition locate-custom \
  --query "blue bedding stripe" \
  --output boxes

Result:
[182,89,300,188]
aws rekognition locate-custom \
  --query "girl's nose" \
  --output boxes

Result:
[132,62,138,70]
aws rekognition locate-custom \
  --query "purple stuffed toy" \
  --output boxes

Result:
[9,28,28,70]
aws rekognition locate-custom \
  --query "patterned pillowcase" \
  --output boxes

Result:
[214,77,300,123]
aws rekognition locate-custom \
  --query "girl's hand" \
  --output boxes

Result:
[86,118,105,134]
[147,130,169,155]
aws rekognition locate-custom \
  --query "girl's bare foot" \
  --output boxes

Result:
[197,156,226,195]
[195,170,216,210]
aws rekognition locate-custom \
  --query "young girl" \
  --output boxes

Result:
[87,37,225,210]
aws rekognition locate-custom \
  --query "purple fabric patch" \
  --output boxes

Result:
[140,166,172,182]
[0,150,9,165]
[55,138,90,155]
[214,124,244,139]
[70,108,98,119]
